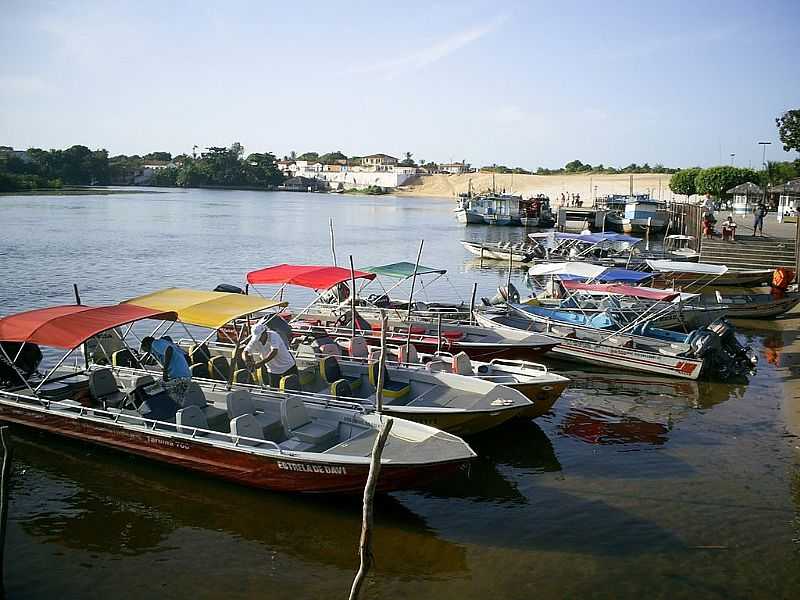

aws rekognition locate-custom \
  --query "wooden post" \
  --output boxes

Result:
[329,218,338,267]
[349,256,357,339]
[376,311,387,412]
[0,426,13,597]
[469,282,477,326]
[348,417,394,600]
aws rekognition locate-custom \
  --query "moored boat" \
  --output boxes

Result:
[0,300,476,494]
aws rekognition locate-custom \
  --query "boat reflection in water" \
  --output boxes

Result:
[556,368,747,446]
[11,432,468,579]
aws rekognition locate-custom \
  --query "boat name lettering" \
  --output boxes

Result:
[147,436,192,450]
[277,461,346,475]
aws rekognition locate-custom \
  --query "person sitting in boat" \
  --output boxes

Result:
[722,215,737,241]
[241,319,298,388]
[140,336,192,406]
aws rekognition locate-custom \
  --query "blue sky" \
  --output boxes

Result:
[1,0,798,169]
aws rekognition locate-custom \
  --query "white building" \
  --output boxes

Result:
[440,161,471,175]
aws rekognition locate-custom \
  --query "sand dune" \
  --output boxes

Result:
[396,172,676,206]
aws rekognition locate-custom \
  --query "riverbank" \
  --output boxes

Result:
[395,173,675,204]
[0,186,162,196]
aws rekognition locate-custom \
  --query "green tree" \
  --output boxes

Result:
[564,159,588,173]
[319,150,347,164]
[776,109,800,153]
[143,151,172,162]
[695,166,760,199]
[400,152,415,166]
[297,152,319,162]
[669,167,702,199]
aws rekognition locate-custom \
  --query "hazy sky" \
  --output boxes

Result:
[1,0,798,169]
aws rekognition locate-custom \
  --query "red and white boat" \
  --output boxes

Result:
[242,263,559,361]
[0,300,476,494]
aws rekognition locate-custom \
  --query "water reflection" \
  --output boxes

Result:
[11,431,468,578]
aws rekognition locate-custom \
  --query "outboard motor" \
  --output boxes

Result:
[213,283,245,294]
[487,282,521,306]
[703,318,757,378]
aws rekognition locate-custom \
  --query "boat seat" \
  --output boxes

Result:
[88,368,128,409]
[233,368,253,385]
[230,414,266,447]
[345,335,369,359]
[182,382,207,408]
[280,396,338,446]
[551,326,577,339]
[368,348,382,362]
[208,356,231,381]
[225,389,282,438]
[176,405,209,434]
[317,343,342,357]
[188,343,211,365]
[397,344,419,364]
[425,358,448,372]
[451,351,474,375]
[442,329,465,341]
[111,348,137,368]
[320,356,361,391]
[368,362,410,399]
[280,373,301,392]
[191,362,210,379]
[330,378,354,399]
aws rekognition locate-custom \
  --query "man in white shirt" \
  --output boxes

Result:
[241,320,298,387]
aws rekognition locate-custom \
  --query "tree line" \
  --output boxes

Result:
[668,161,800,200]
[481,160,679,176]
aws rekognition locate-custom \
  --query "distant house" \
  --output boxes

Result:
[726,181,763,215]
[771,178,800,223]
[440,161,471,175]
[362,154,398,168]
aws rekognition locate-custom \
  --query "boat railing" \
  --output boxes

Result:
[0,386,284,454]
[488,358,549,374]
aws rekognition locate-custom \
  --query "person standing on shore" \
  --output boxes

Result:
[752,202,767,236]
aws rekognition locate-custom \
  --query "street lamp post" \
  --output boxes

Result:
[730,153,735,165]
[758,141,772,209]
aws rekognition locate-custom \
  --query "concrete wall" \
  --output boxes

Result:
[295,169,414,189]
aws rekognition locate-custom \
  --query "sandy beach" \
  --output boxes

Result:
[396,172,676,205]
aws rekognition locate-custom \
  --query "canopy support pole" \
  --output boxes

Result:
[405,241,424,358]
[469,282,477,326]
[0,345,37,397]
[376,310,387,413]
[330,218,338,267]
[349,256,357,339]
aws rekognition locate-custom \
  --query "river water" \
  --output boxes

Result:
[1,189,799,599]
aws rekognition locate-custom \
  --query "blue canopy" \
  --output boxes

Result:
[513,304,619,330]
[557,268,652,283]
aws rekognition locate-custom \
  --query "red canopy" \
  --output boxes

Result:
[0,304,177,349]
[246,264,376,289]
[562,281,680,302]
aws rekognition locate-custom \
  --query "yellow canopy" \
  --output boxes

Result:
[122,288,287,329]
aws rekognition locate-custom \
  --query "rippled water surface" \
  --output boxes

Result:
[2,189,799,599]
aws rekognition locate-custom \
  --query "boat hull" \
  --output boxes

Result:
[455,209,483,225]
[512,380,569,418]
[0,401,465,494]
[382,404,529,436]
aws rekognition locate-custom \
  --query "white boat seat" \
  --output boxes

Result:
[280,396,337,445]
[451,351,474,375]
[176,405,209,434]
[225,389,281,436]
[425,358,448,372]
[346,335,369,358]
[397,344,418,364]
[88,368,128,409]
[317,343,342,357]
[230,414,265,446]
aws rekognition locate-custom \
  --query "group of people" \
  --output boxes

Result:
[701,199,768,240]
[139,318,297,407]
[559,192,582,207]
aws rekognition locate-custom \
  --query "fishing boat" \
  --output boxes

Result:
[646,260,774,287]
[311,261,472,323]
[244,264,560,361]
[188,337,551,436]
[474,305,756,380]
[0,299,476,494]
[455,193,555,227]
[460,240,539,262]
[603,196,668,234]
[698,289,800,319]
[527,231,645,267]
[531,280,728,330]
